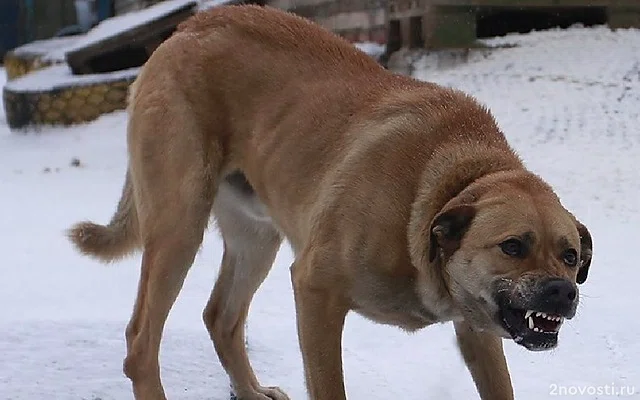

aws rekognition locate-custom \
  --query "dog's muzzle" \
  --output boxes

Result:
[495,277,578,351]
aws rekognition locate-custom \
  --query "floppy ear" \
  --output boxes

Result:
[575,220,593,284]
[429,204,476,262]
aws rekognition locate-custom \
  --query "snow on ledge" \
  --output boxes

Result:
[54,0,198,59]
[8,36,81,63]
[4,65,139,93]
[197,0,237,11]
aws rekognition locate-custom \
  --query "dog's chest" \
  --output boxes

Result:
[350,275,440,331]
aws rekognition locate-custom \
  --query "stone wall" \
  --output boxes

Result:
[269,0,388,44]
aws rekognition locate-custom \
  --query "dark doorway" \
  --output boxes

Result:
[409,16,424,48]
[381,19,402,68]
[387,19,402,53]
[477,7,607,38]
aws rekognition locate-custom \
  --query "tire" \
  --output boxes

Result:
[3,65,138,130]
[3,51,54,81]
[3,36,79,81]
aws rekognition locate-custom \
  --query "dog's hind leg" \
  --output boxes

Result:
[122,99,220,399]
[203,183,288,400]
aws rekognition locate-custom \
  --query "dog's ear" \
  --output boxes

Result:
[429,204,476,262]
[575,220,593,284]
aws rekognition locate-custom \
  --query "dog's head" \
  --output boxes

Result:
[427,171,592,351]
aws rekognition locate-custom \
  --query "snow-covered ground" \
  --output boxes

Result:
[1,26,639,399]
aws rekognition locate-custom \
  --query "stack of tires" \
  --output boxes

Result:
[3,65,137,130]
[3,38,137,130]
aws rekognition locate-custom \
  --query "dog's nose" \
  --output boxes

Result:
[540,278,577,312]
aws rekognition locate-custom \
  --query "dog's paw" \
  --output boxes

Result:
[258,386,290,400]
[236,386,290,400]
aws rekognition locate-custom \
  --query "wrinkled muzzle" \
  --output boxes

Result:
[494,276,578,351]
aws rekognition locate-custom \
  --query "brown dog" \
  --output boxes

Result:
[68,5,593,400]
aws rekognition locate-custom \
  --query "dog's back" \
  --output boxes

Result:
[176,5,382,73]
[68,6,532,400]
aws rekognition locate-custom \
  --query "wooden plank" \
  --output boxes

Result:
[421,0,640,7]
[400,17,412,46]
[390,9,433,18]
[290,0,385,20]
[608,7,640,28]
[423,6,477,48]
[387,0,640,51]
[66,7,194,74]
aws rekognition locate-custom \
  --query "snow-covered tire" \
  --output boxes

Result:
[3,36,78,81]
[3,52,54,81]
[3,65,138,130]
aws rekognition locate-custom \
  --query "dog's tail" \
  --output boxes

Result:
[67,171,140,263]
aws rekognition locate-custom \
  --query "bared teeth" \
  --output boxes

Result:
[522,310,565,332]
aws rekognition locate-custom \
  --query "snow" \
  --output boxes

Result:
[8,36,81,63]
[1,25,639,399]
[54,0,198,59]
[197,0,237,11]
[353,41,386,59]
[4,65,139,93]
[7,0,224,64]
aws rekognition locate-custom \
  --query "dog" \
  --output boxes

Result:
[68,5,593,400]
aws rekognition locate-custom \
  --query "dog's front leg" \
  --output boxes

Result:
[291,260,349,400]
[454,321,514,400]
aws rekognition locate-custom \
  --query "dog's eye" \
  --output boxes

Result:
[562,249,578,267]
[500,238,525,258]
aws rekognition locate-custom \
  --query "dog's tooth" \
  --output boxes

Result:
[528,316,534,330]
[525,310,533,319]
[533,327,541,332]
[536,312,542,317]
[541,312,548,319]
